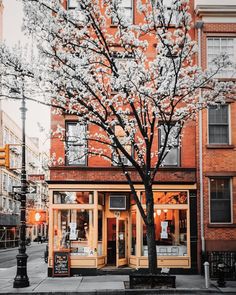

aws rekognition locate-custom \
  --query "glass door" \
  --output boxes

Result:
[116,218,128,267]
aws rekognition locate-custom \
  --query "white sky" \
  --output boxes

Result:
[2,0,50,149]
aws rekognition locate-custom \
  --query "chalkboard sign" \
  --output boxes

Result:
[53,251,70,277]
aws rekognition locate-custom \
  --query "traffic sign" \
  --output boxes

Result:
[27,186,37,194]
[13,186,21,194]
[12,185,37,194]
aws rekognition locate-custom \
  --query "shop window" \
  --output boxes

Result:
[210,178,232,223]
[159,125,180,167]
[208,105,229,145]
[131,211,136,255]
[207,37,236,78]
[65,122,87,166]
[53,209,95,256]
[53,191,94,204]
[141,191,187,205]
[142,209,187,257]
[112,0,133,25]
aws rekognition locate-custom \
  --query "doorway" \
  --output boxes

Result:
[107,217,128,267]
[107,218,116,265]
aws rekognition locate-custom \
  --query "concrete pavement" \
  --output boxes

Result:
[0,246,235,294]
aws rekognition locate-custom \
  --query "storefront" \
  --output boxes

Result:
[47,184,197,276]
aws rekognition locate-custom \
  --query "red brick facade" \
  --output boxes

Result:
[197,20,236,253]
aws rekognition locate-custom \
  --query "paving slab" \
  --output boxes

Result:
[33,277,83,292]
[78,281,125,290]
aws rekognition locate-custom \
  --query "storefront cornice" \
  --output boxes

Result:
[49,166,196,172]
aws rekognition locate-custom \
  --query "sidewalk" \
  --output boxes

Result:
[0,258,236,294]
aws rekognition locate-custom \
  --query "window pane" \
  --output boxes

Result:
[207,37,235,78]
[211,200,231,223]
[209,105,228,124]
[208,105,229,144]
[53,191,94,204]
[160,125,180,166]
[53,209,94,256]
[66,123,86,165]
[131,210,136,255]
[142,209,188,256]
[141,191,188,205]
[210,178,231,223]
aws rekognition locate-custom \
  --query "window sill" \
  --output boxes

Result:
[208,223,236,228]
[206,144,234,149]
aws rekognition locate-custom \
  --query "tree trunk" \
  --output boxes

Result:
[145,186,158,274]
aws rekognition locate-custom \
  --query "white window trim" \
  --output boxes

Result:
[208,177,233,224]
[207,104,231,145]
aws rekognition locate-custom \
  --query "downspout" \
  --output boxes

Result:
[196,21,205,254]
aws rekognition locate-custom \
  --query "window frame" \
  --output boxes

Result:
[65,121,87,166]
[159,124,180,167]
[207,37,236,79]
[208,104,230,145]
[209,177,233,224]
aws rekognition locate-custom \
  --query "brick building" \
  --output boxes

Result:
[195,0,236,278]
[47,0,235,277]
[47,0,200,276]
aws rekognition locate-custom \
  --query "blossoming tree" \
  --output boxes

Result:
[0,0,234,273]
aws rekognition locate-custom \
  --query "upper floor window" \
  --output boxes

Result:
[112,0,133,25]
[112,125,132,166]
[2,173,8,192]
[67,0,78,9]
[65,122,87,166]
[163,0,178,26]
[207,37,236,78]
[210,177,232,223]
[208,105,229,145]
[159,125,180,167]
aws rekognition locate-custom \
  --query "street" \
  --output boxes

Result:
[0,242,46,268]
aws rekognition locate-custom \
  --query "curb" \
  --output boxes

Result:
[1,288,236,295]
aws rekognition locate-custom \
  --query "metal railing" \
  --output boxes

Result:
[206,251,236,280]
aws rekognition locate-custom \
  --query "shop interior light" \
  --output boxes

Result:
[157,209,162,216]
[163,209,168,213]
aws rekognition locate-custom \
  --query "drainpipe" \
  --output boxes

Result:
[195,21,205,254]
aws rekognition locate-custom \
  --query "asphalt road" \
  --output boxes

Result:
[0,242,46,268]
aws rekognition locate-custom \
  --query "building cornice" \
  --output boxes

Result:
[195,5,236,17]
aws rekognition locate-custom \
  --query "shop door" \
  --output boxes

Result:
[116,218,128,267]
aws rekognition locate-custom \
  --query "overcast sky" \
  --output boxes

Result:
[2,0,50,149]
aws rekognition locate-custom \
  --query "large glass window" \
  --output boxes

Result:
[65,122,87,166]
[159,125,180,167]
[53,191,94,204]
[208,105,229,145]
[207,37,236,78]
[210,178,232,223]
[142,209,188,257]
[53,209,95,256]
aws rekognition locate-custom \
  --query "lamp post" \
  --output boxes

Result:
[13,89,30,288]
